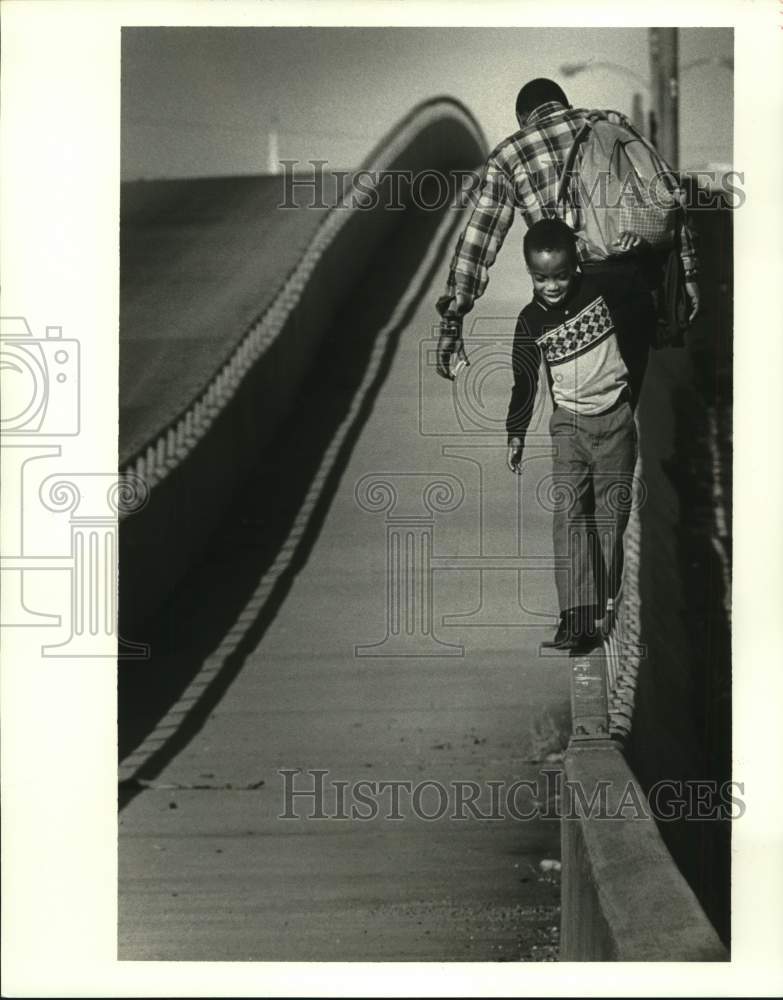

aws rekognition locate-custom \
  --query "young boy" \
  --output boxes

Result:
[507,218,651,652]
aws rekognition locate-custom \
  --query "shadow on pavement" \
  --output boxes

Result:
[119,202,460,809]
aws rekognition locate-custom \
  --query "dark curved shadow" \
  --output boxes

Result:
[119,201,460,810]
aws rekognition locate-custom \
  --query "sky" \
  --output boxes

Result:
[121,26,733,180]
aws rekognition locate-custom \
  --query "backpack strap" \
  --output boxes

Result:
[553,111,608,215]
[554,120,592,211]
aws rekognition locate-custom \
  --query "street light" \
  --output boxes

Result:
[560,55,733,87]
[560,61,649,87]
[559,58,657,147]
[559,49,733,167]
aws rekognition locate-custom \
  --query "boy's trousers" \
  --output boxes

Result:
[549,396,638,614]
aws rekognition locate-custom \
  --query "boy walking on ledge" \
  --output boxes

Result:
[507,218,648,652]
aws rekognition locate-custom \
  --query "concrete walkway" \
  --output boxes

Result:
[119,210,572,961]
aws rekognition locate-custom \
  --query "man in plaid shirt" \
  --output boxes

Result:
[434,78,701,651]
[435,77,699,370]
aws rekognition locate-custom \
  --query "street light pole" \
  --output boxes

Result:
[649,27,680,167]
[631,92,644,134]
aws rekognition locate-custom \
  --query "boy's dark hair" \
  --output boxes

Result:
[515,78,570,121]
[523,218,578,267]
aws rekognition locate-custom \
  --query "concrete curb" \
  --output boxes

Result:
[560,741,728,961]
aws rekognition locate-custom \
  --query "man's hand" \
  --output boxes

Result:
[434,291,474,380]
[685,280,700,323]
[436,324,469,381]
[611,230,644,253]
[507,437,523,475]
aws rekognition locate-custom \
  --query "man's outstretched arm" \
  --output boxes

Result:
[438,156,516,317]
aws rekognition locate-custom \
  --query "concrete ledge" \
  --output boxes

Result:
[560,742,728,961]
[626,203,733,941]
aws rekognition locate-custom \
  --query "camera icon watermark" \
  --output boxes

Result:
[1,316,148,658]
[0,317,80,436]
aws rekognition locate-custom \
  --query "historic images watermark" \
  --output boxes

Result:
[278,768,746,823]
[278,160,746,212]
[0,316,150,658]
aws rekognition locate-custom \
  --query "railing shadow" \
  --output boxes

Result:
[119,201,460,809]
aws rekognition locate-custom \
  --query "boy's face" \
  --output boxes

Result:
[526,248,576,307]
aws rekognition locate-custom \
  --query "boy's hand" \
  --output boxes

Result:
[685,280,700,322]
[612,230,644,252]
[507,438,523,475]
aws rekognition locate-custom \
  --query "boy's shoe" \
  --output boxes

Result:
[541,607,601,652]
[540,611,571,649]
[596,597,616,637]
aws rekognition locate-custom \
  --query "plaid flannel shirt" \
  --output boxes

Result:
[442,101,699,307]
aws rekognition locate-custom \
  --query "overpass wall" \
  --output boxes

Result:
[628,202,733,944]
[562,200,733,956]
[560,743,728,961]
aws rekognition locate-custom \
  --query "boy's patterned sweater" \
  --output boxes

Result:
[506,270,644,445]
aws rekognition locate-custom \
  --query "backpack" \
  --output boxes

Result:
[555,111,682,261]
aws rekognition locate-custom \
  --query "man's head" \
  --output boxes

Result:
[524,219,579,307]
[515,78,569,128]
